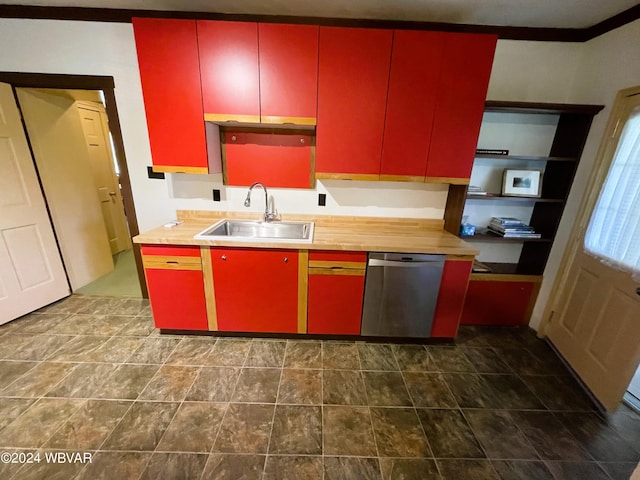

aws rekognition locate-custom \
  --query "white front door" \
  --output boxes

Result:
[0,82,69,324]
[76,102,131,255]
[543,87,640,411]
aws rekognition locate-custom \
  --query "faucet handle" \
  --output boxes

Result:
[265,209,280,222]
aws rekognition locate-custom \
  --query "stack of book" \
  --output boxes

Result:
[487,217,542,238]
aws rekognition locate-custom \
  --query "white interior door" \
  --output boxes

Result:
[544,88,640,411]
[0,82,69,324]
[76,102,131,254]
[16,88,114,291]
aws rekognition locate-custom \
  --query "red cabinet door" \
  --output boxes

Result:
[197,20,260,122]
[132,18,208,174]
[461,280,538,326]
[431,260,472,338]
[427,33,497,182]
[142,245,208,330]
[380,30,445,180]
[211,248,299,333]
[308,271,365,335]
[224,131,313,188]
[259,23,319,124]
[316,27,393,178]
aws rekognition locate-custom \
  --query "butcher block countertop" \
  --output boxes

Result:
[133,210,479,257]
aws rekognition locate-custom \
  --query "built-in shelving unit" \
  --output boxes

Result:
[446,100,604,276]
[445,100,603,326]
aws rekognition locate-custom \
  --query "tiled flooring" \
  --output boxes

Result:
[0,295,639,479]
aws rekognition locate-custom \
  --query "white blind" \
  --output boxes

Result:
[585,105,640,274]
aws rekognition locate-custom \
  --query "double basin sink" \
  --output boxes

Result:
[194,219,314,243]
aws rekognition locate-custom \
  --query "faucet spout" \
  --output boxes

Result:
[244,182,279,222]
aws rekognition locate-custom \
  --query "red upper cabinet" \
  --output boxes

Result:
[380,31,445,181]
[132,18,208,174]
[258,23,319,124]
[197,20,261,122]
[427,33,497,182]
[316,27,393,179]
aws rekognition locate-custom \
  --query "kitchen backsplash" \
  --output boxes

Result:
[168,173,448,220]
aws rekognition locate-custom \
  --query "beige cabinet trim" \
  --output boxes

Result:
[152,165,209,174]
[142,255,202,270]
[308,260,366,270]
[445,255,475,261]
[315,172,380,181]
[200,247,218,331]
[379,174,425,183]
[297,250,309,334]
[425,176,470,185]
[261,115,316,126]
[204,113,261,123]
[309,267,366,276]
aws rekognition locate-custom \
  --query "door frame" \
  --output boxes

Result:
[539,85,640,335]
[0,72,148,297]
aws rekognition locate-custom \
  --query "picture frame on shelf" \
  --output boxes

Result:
[502,169,542,197]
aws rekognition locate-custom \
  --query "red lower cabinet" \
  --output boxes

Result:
[431,259,472,338]
[142,245,208,331]
[460,278,540,326]
[308,271,365,335]
[307,250,367,335]
[211,248,299,333]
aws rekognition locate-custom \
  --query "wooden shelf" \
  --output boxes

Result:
[471,262,544,278]
[466,194,563,203]
[474,154,577,162]
[484,101,604,115]
[462,233,551,243]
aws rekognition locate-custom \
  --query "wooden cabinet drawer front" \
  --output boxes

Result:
[309,250,367,265]
[143,256,202,271]
[308,267,365,276]
[142,245,202,270]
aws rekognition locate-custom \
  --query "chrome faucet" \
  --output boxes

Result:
[244,182,279,222]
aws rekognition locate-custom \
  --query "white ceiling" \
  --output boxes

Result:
[2,0,639,29]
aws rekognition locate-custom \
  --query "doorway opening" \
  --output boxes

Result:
[0,72,147,304]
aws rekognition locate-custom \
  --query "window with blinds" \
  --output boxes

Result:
[585,104,640,274]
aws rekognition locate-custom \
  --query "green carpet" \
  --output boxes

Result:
[75,249,142,297]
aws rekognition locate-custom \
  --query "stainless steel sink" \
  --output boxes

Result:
[194,219,314,243]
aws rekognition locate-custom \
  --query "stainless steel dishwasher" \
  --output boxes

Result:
[361,252,445,338]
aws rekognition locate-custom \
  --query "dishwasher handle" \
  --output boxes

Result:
[368,258,444,268]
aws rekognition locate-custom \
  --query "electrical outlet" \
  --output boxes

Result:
[212,189,221,201]
[318,193,326,206]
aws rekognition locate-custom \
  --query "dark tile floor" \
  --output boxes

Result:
[0,295,639,479]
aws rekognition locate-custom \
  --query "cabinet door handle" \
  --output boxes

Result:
[283,257,288,263]
[221,255,227,261]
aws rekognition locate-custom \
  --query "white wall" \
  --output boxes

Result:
[487,40,584,103]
